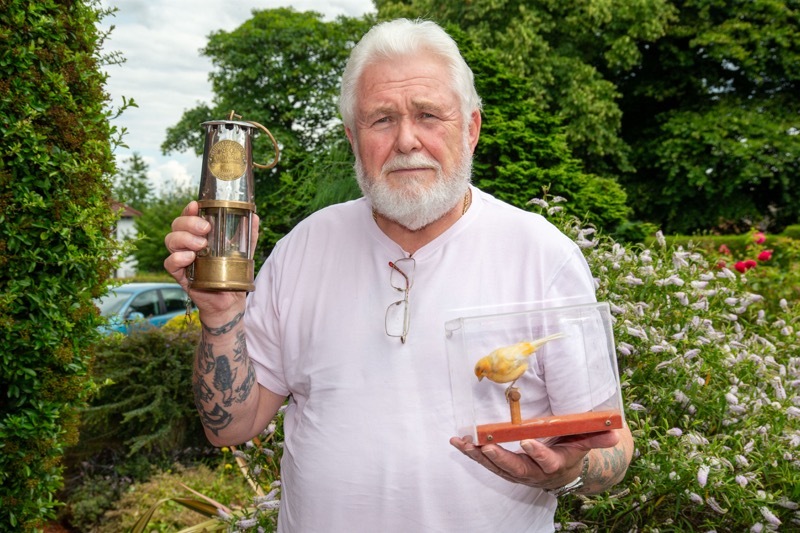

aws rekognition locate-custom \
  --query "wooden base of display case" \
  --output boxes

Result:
[476,409,623,445]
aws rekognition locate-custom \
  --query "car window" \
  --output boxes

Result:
[94,292,132,317]
[128,290,160,318]
[162,288,188,313]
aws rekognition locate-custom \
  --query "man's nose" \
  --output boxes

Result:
[394,118,422,154]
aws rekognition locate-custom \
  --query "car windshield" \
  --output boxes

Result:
[94,291,132,317]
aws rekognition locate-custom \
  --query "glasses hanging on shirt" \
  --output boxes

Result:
[385,257,415,344]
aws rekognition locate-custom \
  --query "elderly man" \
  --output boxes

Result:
[165,18,633,532]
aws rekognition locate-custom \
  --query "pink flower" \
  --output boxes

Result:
[718,244,731,255]
[734,261,747,273]
[753,232,766,244]
[716,260,726,269]
[757,249,773,262]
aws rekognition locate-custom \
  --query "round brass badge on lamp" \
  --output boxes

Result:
[188,111,279,292]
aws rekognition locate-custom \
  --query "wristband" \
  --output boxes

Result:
[545,454,590,498]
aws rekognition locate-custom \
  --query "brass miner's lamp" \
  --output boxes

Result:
[188,112,279,292]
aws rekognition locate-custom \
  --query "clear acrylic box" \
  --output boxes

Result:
[445,301,624,445]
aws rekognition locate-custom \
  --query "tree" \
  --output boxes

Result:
[0,1,119,529]
[615,0,800,233]
[375,0,677,179]
[112,152,154,211]
[457,28,631,229]
[132,188,195,273]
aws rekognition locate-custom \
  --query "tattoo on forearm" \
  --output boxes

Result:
[200,402,233,436]
[193,314,255,435]
[235,363,256,403]
[198,337,216,374]
[586,446,629,491]
[202,312,244,336]
[213,355,238,407]
[233,330,246,362]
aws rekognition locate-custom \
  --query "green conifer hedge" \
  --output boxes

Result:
[0,1,119,529]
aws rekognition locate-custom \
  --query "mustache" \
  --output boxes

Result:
[382,153,442,174]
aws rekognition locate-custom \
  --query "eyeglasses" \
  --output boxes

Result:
[385,257,415,344]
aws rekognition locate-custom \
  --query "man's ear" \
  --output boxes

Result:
[468,110,481,153]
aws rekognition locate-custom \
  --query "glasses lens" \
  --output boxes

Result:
[385,299,409,339]
[390,257,415,291]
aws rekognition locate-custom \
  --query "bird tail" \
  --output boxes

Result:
[528,332,565,349]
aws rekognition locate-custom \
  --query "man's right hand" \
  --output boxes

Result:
[163,201,259,315]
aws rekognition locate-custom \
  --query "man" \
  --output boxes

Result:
[165,18,633,532]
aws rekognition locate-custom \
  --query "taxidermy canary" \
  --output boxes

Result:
[474,333,565,397]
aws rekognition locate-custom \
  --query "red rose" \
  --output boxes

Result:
[745,259,757,269]
[716,260,727,269]
[734,261,747,273]
[754,232,766,244]
[758,250,773,261]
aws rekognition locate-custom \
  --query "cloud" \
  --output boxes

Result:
[101,0,375,195]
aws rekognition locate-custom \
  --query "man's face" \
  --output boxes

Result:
[345,51,481,230]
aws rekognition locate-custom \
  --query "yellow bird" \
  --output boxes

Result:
[474,333,565,398]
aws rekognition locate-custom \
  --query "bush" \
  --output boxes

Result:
[0,1,120,529]
[79,325,205,457]
[534,198,800,531]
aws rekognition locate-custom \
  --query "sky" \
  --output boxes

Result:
[99,0,375,196]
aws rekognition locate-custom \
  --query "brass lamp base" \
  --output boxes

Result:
[190,256,255,292]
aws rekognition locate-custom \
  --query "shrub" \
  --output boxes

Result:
[0,1,120,529]
[532,197,800,530]
[80,325,205,457]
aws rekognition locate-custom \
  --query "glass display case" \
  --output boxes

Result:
[445,302,624,445]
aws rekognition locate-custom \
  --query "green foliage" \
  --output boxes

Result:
[0,0,120,529]
[617,0,800,233]
[454,29,630,230]
[132,188,195,272]
[533,198,800,530]
[80,325,205,457]
[376,0,678,178]
[112,152,155,211]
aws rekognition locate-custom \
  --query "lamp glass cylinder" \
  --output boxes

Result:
[189,119,257,292]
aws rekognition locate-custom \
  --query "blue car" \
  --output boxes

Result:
[95,282,190,335]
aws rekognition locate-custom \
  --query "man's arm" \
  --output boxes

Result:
[193,306,286,446]
[165,201,286,446]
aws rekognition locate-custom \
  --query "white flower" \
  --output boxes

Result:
[760,507,782,526]
[724,297,739,306]
[786,406,800,419]
[674,390,690,405]
[697,465,710,487]
[750,523,764,533]
[258,500,281,510]
[236,517,259,529]
[684,349,700,359]
[672,251,690,269]
[623,273,645,286]
[655,231,667,248]
[691,280,708,290]
[688,492,703,504]
[617,342,633,356]
[626,325,648,340]
[628,402,647,411]
[666,427,683,437]
[735,475,749,487]
[706,496,728,514]
[725,393,739,405]
[735,455,750,467]
[528,198,548,208]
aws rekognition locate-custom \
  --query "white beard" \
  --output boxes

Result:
[355,136,472,231]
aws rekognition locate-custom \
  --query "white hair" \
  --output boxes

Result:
[338,18,482,130]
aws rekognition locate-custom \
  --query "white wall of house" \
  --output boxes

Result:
[113,204,141,278]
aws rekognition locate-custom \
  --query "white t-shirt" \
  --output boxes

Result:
[246,187,597,532]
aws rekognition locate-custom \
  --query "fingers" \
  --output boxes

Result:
[163,201,211,288]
